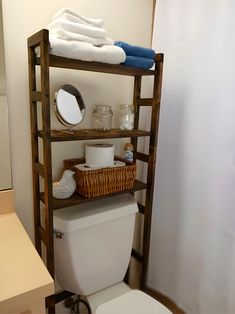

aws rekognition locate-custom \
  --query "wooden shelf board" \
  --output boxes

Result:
[37,129,151,142]
[35,55,157,77]
[40,180,147,210]
[29,30,159,77]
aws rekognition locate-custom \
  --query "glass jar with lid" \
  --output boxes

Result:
[119,104,134,130]
[92,104,113,131]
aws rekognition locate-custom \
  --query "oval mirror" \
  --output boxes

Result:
[54,84,85,127]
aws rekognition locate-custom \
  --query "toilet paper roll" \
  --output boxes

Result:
[85,143,114,168]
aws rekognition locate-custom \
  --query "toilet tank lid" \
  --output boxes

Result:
[53,194,138,232]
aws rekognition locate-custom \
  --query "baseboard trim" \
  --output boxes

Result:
[144,287,185,314]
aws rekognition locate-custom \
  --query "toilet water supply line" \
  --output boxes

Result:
[65,295,91,314]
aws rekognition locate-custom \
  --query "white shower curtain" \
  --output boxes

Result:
[147,1,235,313]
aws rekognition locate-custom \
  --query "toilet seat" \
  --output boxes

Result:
[95,290,171,314]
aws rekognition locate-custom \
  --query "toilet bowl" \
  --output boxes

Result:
[53,194,171,313]
[96,289,171,314]
[87,282,171,314]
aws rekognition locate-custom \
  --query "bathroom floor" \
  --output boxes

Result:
[55,300,70,314]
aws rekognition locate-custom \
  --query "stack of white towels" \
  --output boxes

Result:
[47,8,126,64]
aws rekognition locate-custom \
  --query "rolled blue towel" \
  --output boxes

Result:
[115,41,155,59]
[123,55,154,69]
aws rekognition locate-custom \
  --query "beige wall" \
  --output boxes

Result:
[0,0,5,89]
[2,0,153,240]
[0,95,11,189]
[0,1,11,190]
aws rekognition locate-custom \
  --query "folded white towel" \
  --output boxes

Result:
[56,12,91,26]
[52,7,104,28]
[50,28,114,46]
[48,17,106,39]
[56,12,102,29]
[43,35,126,64]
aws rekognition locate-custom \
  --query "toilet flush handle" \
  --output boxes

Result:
[54,230,64,239]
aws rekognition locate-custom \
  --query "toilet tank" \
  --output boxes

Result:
[53,194,138,296]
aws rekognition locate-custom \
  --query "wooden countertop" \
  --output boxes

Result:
[0,212,54,307]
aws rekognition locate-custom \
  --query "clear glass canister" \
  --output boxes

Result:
[92,104,113,131]
[119,104,134,130]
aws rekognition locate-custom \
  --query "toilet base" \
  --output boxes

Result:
[87,282,131,313]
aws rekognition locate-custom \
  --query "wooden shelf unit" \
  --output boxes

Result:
[28,29,164,313]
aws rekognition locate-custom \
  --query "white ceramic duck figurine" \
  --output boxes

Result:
[53,169,76,199]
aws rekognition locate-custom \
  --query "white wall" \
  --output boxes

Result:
[2,0,153,239]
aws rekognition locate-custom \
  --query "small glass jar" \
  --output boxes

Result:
[92,105,113,131]
[119,104,134,130]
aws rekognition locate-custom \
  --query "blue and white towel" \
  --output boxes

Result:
[115,41,155,60]
[114,41,155,69]
[122,55,155,69]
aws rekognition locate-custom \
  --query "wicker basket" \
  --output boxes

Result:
[63,157,136,198]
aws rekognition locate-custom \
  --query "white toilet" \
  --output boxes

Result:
[53,194,171,314]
